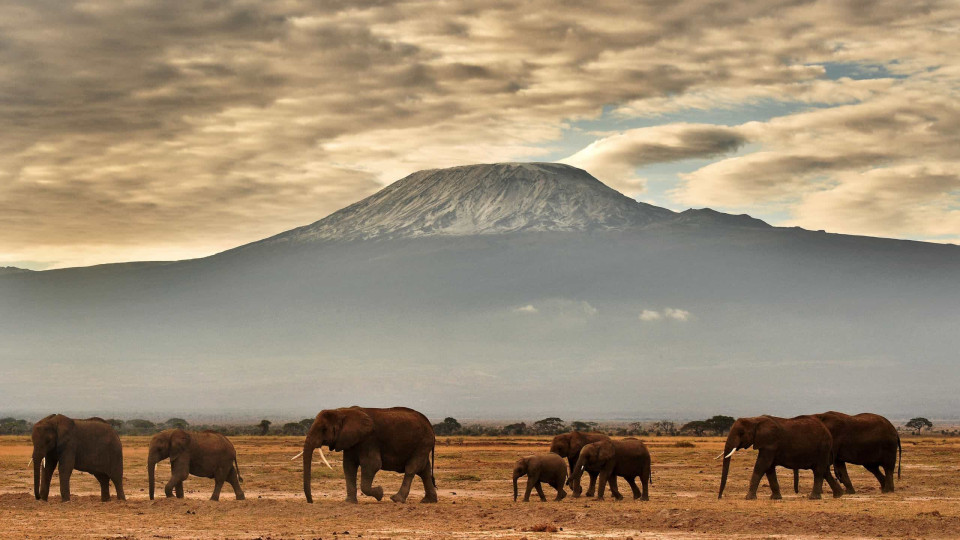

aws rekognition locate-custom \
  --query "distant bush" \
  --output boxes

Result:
[0,418,31,435]
[673,441,696,448]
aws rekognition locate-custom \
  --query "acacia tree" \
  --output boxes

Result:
[652,420,677,436]
[704,415,735,435]
[433,417,462,435]
[680,420,708,436]
[533,417,566,435]
[258,419,272,435]
[906,417,933,435]
[570,421,598,432]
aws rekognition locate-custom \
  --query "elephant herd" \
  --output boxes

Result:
[27,408,901,505]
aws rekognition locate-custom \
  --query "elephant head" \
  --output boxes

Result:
[512,458,528,501]
[718,416,765,499]
[549,433,572,458]
[30,414,72,500]
[301,407,371,503]
[148,429,190,500]
[570,439,614,497]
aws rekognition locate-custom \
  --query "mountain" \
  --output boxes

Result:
[0,266,31,276]
[1,163,959,420]
[244,163,675,248]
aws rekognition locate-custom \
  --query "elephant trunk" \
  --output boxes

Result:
[512,466,522,501]
[570,454,587,497]
[32,451,41,500]
[793,469,800,493]
[718,456,731,499]
[147,451,158,500]
[302,442,315,504]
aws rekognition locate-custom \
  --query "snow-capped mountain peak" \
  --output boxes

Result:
[264,162,675,244]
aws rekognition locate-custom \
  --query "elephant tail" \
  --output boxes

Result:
[897,437,902,480]
[235,457,244,484]
[431,446,437,487]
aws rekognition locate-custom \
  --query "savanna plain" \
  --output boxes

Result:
[1,435,958,539]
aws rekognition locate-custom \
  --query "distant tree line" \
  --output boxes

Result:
[0,415,945,437]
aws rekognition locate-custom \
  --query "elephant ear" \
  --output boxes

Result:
[334,408,374,450]
[55,416,76,448]
[597,440,615,462]
[170,430,191,455]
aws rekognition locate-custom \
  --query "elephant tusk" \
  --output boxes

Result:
[725,448,738,459]
[714,451,725,460]
[28,458,33,467]
[318,447,333,470]
[41,458,46,469]
[291,450,304,461]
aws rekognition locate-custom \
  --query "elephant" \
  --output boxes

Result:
[549,431,610,497]
[512,453,567,502]
[148,429,245,501]
[718,415,843,500]
[792,411,902,494]
[570,438,651,501]
[299,406,437,504]
[30,414,125,502]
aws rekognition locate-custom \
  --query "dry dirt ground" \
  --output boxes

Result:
[1,435,958,539]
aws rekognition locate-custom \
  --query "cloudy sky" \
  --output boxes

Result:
[1,0,958,269]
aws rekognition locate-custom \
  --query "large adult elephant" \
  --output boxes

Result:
[299,406,437,504]
[549,431,610,497]
[148,429,245,501]
[718,415,843,500]
[30,414,125,502]
[570,438,651,501]
[792,411,901,494]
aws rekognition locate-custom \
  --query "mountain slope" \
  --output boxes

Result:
[248,162,675,247]
[0,162,958,419]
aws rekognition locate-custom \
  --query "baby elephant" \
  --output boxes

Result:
[571,438,651,501]
[148,429,245,501]
[513,453,568,502]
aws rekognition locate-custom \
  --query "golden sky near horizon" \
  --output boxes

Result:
[1,0,958,269]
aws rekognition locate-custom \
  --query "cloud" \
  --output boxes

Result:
[513,299,598,319]
[561,124,746,193]
[640,308,691,322]
[639,310,662,322]
[1,1,958,266]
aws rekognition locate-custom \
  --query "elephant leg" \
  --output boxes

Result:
[343,452,360,503]
[608,475,624,501]
[391,462,417,503]
[585,470,599,497]
[746,451,772,500]
[552,478,567,501]
[595,470,609,501]
[57,454,76,502]
[880,463,895,493]
[359,454,384,501]
[418,462,438,504]
[165,458,189,498]
[112,469,125,501]
[211,474,225,502]
[809,467,825,500]
[227,467,245,500]
[523,476,535,502]
[40,457,57,501]
[835,462,855,494]
[765,467,782,500]
[626,476,642,500]
[824,466,844,498]
[640,468,650,501]
[534,481,547,502]
[94,473,111,502]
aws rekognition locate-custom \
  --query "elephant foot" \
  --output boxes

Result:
[585,490,596,498]
[345,497,359,504]
[389,493,406,503]
[844,488,856,495]
[745,492,757,500]
[235,493,246,501]
[596,496,605,501]
[640,495,649,501]
[420,495,438,504]
[770,493,782,500]
[612,494,624,501]
[808,492,822,500]
[832,490,843,499]
[556,490,567,501]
